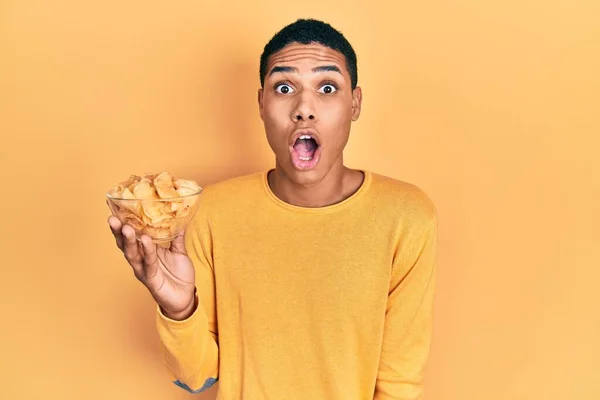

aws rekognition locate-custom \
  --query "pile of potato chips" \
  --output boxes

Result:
[107,171,202,239]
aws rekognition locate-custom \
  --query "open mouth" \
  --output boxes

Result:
[294,135,319,161]
[290,131,322,170]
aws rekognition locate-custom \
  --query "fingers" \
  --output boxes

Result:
[108,216,124,250]
[122,224,144,278]
[140,234,160,281]
[108,214,164,287]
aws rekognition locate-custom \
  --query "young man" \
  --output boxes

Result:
[108,19,438,400]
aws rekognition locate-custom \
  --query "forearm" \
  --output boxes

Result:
[373,283,434,400]
[375,204,437,399]
[156,293,220,393]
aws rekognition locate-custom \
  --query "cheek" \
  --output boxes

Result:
[318,100,353,131]
[316,101,353,157]
[262,101,292,151]
[320,95,352,116]
[263,100,290,127]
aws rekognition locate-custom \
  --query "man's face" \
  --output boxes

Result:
[258,42,362,186]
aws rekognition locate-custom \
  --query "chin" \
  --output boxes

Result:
[279,160,326,187]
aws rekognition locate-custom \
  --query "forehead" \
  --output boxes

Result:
[265,42,348,75]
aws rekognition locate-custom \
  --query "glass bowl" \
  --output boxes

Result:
[106,187,203,243]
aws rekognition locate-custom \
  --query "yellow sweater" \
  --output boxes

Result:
[156,170,438,400]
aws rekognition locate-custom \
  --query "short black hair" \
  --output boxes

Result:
[259,19,358,89]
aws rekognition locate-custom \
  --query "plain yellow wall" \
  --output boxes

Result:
[1,0,599,399]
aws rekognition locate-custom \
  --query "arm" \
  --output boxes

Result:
[374,208,438,400]
[155,210,219,394]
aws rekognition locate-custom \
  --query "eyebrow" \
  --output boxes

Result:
[268,65,343,77]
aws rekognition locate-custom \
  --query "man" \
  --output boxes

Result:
[108,18,438,399]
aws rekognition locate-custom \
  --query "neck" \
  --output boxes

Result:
[268,161,364,208]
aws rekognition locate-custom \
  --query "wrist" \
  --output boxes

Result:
[162,289,197,321]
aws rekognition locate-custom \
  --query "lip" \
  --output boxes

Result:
[290,145,322,171]
[289,128,321,148]
[288,128,322,171]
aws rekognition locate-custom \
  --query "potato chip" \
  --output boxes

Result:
[108,171,201,241]
[128,181,140,192]
[143,225,171,239]
[154,171,179,199]
[113,187,141,215]
[174,178,201,211]
[132,179,158,200]
[141,203,172,225]
[175,201,198,218]
[123,212,146,230]
[123,174,141,187]
[174,178,200,193]
[108,185,123,197]
[166,199,185,214]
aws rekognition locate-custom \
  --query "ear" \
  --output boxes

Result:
[351,87,362,121]
[258,88,264,121]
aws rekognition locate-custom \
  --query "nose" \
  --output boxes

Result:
[291,92,316,122]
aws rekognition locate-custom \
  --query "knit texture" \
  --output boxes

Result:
[156,170,438,400]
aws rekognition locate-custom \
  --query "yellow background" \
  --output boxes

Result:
[1,0,599,399]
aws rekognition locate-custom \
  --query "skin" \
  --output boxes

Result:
[108,42,364,320]
[259,42,364,207]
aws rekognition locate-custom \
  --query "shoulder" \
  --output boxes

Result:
[186,171,265,235]
[196,171,265,210]
[366,171,437,225]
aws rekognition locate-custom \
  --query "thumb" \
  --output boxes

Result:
[170,229,187,255]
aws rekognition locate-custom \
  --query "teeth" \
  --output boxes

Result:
[299,135,312,140]
[299,156,313,161]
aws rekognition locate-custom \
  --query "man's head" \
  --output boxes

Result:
[259,19,358,90]
[258,19,362,187]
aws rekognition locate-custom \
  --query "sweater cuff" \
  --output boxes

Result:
[156,292,205,331]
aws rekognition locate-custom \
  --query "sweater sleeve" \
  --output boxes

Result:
[155,207,219,394]
[374,204,438,400]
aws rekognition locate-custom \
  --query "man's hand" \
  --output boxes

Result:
[108,216,196,320]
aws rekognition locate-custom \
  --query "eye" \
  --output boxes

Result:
[275,84,295,94]
[318,84,337,94]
